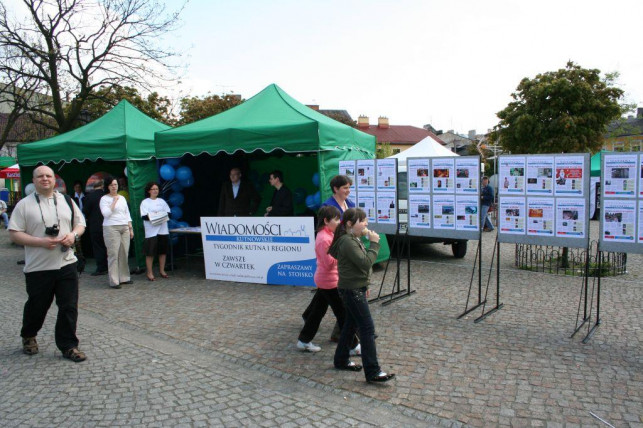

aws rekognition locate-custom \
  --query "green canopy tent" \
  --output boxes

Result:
[155,83,390,262]
[591,150,610,177]
[17,100,170,267]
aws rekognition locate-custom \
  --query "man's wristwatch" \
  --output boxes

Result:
[73,232,79,242]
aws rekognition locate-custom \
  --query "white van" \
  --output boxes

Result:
[389,165,468,258]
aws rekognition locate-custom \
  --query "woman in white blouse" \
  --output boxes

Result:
[140,182,171,281]
[100,176,133,289]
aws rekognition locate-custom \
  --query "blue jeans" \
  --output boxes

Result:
[334,287,380,380]
[1,212,8,228]
[480,204,494,230]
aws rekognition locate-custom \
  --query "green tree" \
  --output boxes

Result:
[177,94,244,125]
[319,111,357,128]
[490,62,627,154]
[73,86,174,126]
[376,142,394,159]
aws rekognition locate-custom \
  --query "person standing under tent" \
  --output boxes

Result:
[218,167,261,217]
[83,181,108,276]
[139,181,171,281]
[265,170,294,217]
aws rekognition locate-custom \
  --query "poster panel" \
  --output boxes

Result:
[639,201,643,244]
[603,154,637,198]
[200,217,315,286]
[356,191,376,223]
[554,155,585,197]
[639,154,643,197]
[376,192,397,225]
[432,158,455,193]
[499,156,526,195]
[338,160,356,191]
[602,199,636,243]
[432,194,456,230]
[555,199,586,239]
[526,156,554,195]
[499,197,526,235]
[455,157,479,194]
[376,159,397,191]
[456,195,479,231]
[356,159,375,191]
[408,158,431,193]
[526,198,554,236]
[409,194,431,229]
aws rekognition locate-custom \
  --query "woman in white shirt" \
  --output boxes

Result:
[100,176,133,289]
[140,182,171,281]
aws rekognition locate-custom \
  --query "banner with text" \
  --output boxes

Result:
[200,217,316,286]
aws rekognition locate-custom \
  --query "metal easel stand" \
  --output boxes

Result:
[571,242,593,338]
[369,228,415,306]
[457,234,485,319]
[475,235,504,323]
[582,248,602,343]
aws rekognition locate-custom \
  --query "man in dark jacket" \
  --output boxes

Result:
[264,170,293,217]
[82,181,108,275]
[217,168,261,217]
[480,176,495,231]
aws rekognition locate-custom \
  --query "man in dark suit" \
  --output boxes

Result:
[82,181,108,275]
[264,170,293,217]
[217,167,261,217]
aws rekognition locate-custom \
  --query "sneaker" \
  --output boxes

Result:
[297,340,321,352]
[349,343,361,356]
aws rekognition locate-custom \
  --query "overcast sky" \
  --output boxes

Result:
[6,0,643,134]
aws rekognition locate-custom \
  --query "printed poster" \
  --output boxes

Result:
[455,196,479,231]
[455,157,479,194]
[499,197,526,235]
[432,195,456,229]
[376,159,397,191]
[526,198,554,236]
[356,159,375,191]
[408,194,431,228]
[555,199,586,239]
[338,160,356,191]
[603,154,637,198]
[526,156,554,195]
[408,158,431,193]
[201,217,316,286]
[554,155,584,197]
[602,199,636,243]
[639,155,643,197]
[639,201,643,243]
[499,156,525,195]
[376,192,397,225]
[356,191,376,223]
[432,158,455,193]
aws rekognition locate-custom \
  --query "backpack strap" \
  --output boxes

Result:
[63,194,75,227]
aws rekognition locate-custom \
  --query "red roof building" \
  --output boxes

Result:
[357,116,445,153]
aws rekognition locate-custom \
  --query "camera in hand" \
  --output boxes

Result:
[45,224,60,236]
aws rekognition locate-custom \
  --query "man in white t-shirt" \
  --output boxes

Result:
[9,166,87,362]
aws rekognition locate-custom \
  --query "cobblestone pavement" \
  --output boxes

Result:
[1,223,641,427]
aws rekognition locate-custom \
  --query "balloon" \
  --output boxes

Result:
[312,172,320,187]
[293,187,307,204]
[171,182,184,193]
[177,221,189,228]
[24,183,36,196]
[175,166,193,182]
[123,166,128,177]
[160,164,175,181]
[170,206,183,220]
[168,219,179,229]
[305,195,317,210]
[179,176,194,188]
[166,158,181,167]
[313,191,321,206]
[168,192,184,206]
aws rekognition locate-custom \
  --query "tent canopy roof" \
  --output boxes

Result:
[388,135,457,167]
[155,84,375,158]
[590,150,610,177]
[18,100,170,166]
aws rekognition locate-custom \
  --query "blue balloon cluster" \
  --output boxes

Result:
[305,172,321,211]
[158,159,195,224]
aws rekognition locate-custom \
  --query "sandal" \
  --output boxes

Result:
[63,347,87,363]
[147,275,156,281]
[160,273,169,279]
[22,336,38,355]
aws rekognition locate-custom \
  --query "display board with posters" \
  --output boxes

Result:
[200,216,316,286]
[497,153,590,248]
[406,156,481,240]
[338,160,356,192]
[343,159,399,235]
[599,152,643,254]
